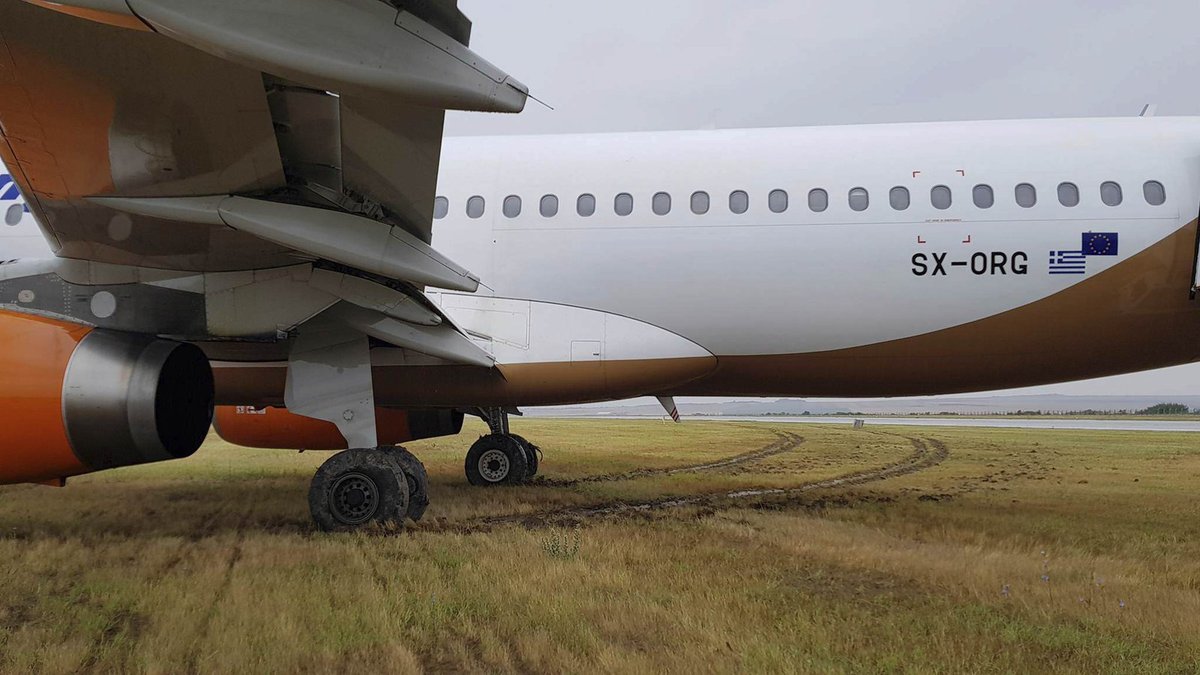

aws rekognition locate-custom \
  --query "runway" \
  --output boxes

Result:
[573,415,1200,432]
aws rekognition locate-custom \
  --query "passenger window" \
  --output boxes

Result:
[502,195,521,218]
[1057,183,1079,207]
[849,187,869,212]
[808,189,828,212]
[4,204,20,226]
[889,187,910,211]
[540,194,559,217]
[433,196,449,220]
[577,193,596,217]
[466,195,485,219]
[652,192,671,216]
[729,190,749,214]
[1015,183,1037,208]
[615,193,634,216]
[972,185,994,209]
[931,185,952,210]
[1100,181,1123,207]
[691,191,710,215]
[768,189,788,214]
[1144,181,1166,206]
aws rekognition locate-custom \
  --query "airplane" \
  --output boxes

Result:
[1,0,1198,531]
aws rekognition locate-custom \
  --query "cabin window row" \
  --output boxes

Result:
[433,181,1168,220]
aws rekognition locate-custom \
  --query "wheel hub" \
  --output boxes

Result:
[478,448,509,482]
[330,472,379,524]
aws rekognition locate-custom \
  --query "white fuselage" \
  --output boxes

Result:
[429,118,1200,366]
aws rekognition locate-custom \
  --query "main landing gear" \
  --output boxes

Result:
[305,406,539,530]
[464,407,541,486]
[309,446,430,532]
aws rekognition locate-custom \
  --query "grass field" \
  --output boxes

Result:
[2,419,1200,673]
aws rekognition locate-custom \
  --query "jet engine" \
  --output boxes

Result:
[213,406,464,450]
[0,312,214,485]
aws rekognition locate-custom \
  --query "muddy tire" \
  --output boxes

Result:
[309,448,410,532]
[388,446,430,522]
[510,434,540,479]
[465,434,529,486]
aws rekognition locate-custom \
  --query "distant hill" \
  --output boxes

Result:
[526,395,1200,418]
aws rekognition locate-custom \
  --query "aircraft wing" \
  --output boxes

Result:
[0,0,526,279]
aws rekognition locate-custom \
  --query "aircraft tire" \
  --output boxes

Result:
[465,434,529,486]
[309,448,410,532]
[510,434,540,478]
[388,446,430,522]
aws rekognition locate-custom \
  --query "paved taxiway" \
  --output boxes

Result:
[575,415,1200,432]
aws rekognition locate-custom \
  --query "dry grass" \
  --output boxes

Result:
[1,419,1199,673]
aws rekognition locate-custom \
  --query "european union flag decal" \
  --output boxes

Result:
[1081,232,1118,256]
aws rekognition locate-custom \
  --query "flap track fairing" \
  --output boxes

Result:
[89,195,480,292]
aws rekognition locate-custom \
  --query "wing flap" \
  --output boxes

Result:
[341,96,446,240]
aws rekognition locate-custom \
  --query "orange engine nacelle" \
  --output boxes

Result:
[0,311,214,485]
[213,406,464,450]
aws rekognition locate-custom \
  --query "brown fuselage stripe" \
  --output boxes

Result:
[685,219,1200,397]
[214,357,720,409]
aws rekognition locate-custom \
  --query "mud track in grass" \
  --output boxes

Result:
[419,431,949,534]
[527,429,806,487]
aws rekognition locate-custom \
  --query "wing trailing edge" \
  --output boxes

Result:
[23,0,528,112]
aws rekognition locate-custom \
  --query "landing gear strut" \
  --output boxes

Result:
[464,407,541,486]
[288,324,435,532]
[309,447,428,532]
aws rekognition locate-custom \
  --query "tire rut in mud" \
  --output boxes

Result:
[419,433,949,534]
[528,429,805,487]
[181,509,249,674]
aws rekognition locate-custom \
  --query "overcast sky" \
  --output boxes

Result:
[447,0,1200,397]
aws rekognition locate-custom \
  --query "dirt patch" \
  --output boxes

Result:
[904,442,1057,500]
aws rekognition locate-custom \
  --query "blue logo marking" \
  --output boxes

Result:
[0,174,20,200]
[0,174,28,212]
